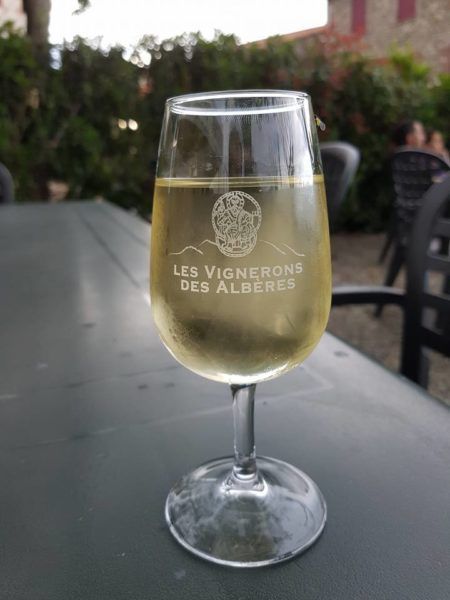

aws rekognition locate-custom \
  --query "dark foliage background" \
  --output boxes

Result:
[0,23,448,228]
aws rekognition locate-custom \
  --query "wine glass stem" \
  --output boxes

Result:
[231,383,257,481]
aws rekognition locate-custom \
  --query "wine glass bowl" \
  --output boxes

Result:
[150,91,331,566]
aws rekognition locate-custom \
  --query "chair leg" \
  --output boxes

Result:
[375,245,404,317]
[378,216,397,264]
[378,231,393,264]
[402,348,429,389]
[416,350,430,389]
[436,274,450,334]
[384,244,404,287]
[435,239,450,331]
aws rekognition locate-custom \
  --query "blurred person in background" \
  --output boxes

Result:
[425,129,450,163]
[392,120,426,149]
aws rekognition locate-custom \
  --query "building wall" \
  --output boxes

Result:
[329,0,450,72]
[0,0,27,32]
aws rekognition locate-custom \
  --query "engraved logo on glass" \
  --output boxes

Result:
[212,191,262,258]
[168,190,305,260]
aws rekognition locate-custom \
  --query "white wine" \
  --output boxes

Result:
[150,176,331,384]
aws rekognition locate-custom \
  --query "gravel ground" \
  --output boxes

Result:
[327,233,450,405]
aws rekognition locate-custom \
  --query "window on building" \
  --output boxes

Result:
[352,0,366,34]
[398,0,416,22]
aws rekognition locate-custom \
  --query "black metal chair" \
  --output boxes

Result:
[332,175,450,389]
[319,142,360,229]
[379,149,450,286]
[0,162,15,204]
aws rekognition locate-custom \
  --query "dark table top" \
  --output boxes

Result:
[1,201,449,600]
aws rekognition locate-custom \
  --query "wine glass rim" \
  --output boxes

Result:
[166,90,310,116]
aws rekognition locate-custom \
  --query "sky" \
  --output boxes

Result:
[49,0,328,48]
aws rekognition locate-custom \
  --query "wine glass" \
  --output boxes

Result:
[150,90,331,567]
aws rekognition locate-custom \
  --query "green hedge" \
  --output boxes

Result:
[0,24,448,229]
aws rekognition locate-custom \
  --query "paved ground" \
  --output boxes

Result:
[328,233,450,405]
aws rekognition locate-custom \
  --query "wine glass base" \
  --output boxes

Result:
[165,456,326,567]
